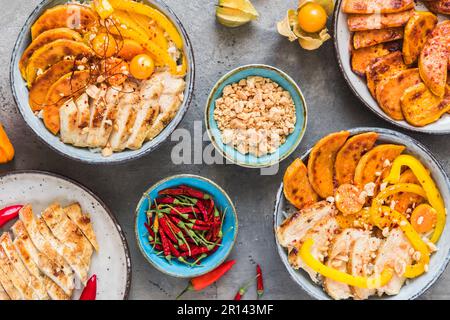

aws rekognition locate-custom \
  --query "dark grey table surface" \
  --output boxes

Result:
[0,0,449,300]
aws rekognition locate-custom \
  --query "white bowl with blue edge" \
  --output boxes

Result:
[135,174,238,278]
[205,64,308,168]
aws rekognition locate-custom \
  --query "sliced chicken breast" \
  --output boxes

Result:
[0,233,48,300]
[277,201,337,248]
[85,83,107,148]
[59,99,79,145]
[288,216,340,283]
[323,229,366,300]
[0,283,9,300]
[73,93,91,147]
[41,204,93,268]
[375,228,412,296]
[64,204,98,252]
[348,234,381,300]
[0,264,20,300]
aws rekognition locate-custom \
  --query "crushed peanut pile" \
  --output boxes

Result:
[214,76,296,157]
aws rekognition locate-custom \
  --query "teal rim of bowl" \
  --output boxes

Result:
[205,64,308,168]
[134,174,238,278]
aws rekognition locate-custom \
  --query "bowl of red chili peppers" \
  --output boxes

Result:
[135,174,238,277]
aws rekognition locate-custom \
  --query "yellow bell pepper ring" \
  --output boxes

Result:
[93,0,114,20]
[299,238,394,289]
[384,155,446,243]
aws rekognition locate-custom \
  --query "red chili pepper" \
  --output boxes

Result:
[234,275,258,300]
[0,205,23,227]
[79,275,97,300]
[156,197,192,206]
[159,186,210,200]
[176,260,236,299]
[159,216,178,244]
[196,200,209,221]
[256,264,264,298]
[159,226,172,262]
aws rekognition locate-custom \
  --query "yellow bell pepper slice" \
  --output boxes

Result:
[93,0,114,19]
[109,0,183,48]
[128,12,169,50]
[0,123,15,163]
[384,155,446,243]
[300,238,394,289]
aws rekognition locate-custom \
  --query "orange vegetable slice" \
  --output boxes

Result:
[335,184,365,215]
[411,204,437,234]
[283,158,319,209]
[0,123,15,163]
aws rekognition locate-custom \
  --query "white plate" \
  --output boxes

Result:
[0,171,131,300]
[333,0,450,134]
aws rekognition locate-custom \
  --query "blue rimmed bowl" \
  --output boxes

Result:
[135,174,238,278]
[205,64,308,168]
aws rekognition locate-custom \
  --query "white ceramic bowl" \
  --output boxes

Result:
[273,127,450,300]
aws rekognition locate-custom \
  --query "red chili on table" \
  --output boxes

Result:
[256,264,264,298]
[79,275,97,300]
[0,205,23,227]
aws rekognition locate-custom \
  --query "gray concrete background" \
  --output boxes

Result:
[0,0,449,300]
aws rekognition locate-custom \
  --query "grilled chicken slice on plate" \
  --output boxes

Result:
[348,233,381,300]
[374,228,412,296]
[41,203,93,267]
[0,282,9,300]
[277,201,337,248]
[288,216,340,283]
[11,223,68,300]
[64,203,99,252]
[0,233,48,300]
[323,229,366,300]
[0,263,21,300]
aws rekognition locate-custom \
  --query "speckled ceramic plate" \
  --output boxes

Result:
[0,170,131,299]
[273,127,450,300]
[205,64,308,168]
[10,0,195,164]
[333,1,450,134]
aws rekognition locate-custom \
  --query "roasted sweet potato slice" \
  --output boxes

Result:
[342,0,414,14]
[19,28,82,79]
[375,68,422,120]
[28,60,77,112]
[347,9,413,32]
[31,4,98,39]
[354,144,405,190]
[353,27,404,50]
[117,39,145,60]
[26,39,93,86]
[402,12,438,65]
[401,83,450,127]
[307,131,350,198]
[425,0,450,15]
[419,22,450,97]
[366,51,408,97]
[335,132,378,186]
[391,169,425,214]
[283,159,319,209]
[351,41,401,76]
[43,70,91,134]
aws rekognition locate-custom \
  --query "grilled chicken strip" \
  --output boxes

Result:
[73,93,91,147]
[0,245,35,299]
[349,233,381,300]
[375,228,412,296]
[0,282,9,300]
[277,201,337,248]
[0,233,48,300]
[41,204,93,268]
[17,206,74,295]
[12,224,68,300]
[64,204,98,252]
[323,229,366,300]
[146,71,186,140]
[35,216,89,284]
[0,264,20,300]
[288,216,340,283]
[59,99,79,145]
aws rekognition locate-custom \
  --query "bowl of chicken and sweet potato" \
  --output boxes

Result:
[273,127,450,300]
[10,0,194,163]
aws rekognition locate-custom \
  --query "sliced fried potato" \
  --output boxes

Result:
[283,159,319,209]
[366,51,407,97]
[19,28,82,79]
[335,132,378,185]
[353,27,404,50]
[31,4,98,39]
[28,60,77,112]
[343,0,414,14]
[44,70,91,134]
[425,0,450,15]
[375,68,422,120]
[419,22,450,97]
[351,41,401,76]
[307,131,350,198]
[25,39,93,86]
[347,9,413,32]
[391,169,424,214]
[401,83,450,127]
[402,12,438,65]
[354,144,405,190]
